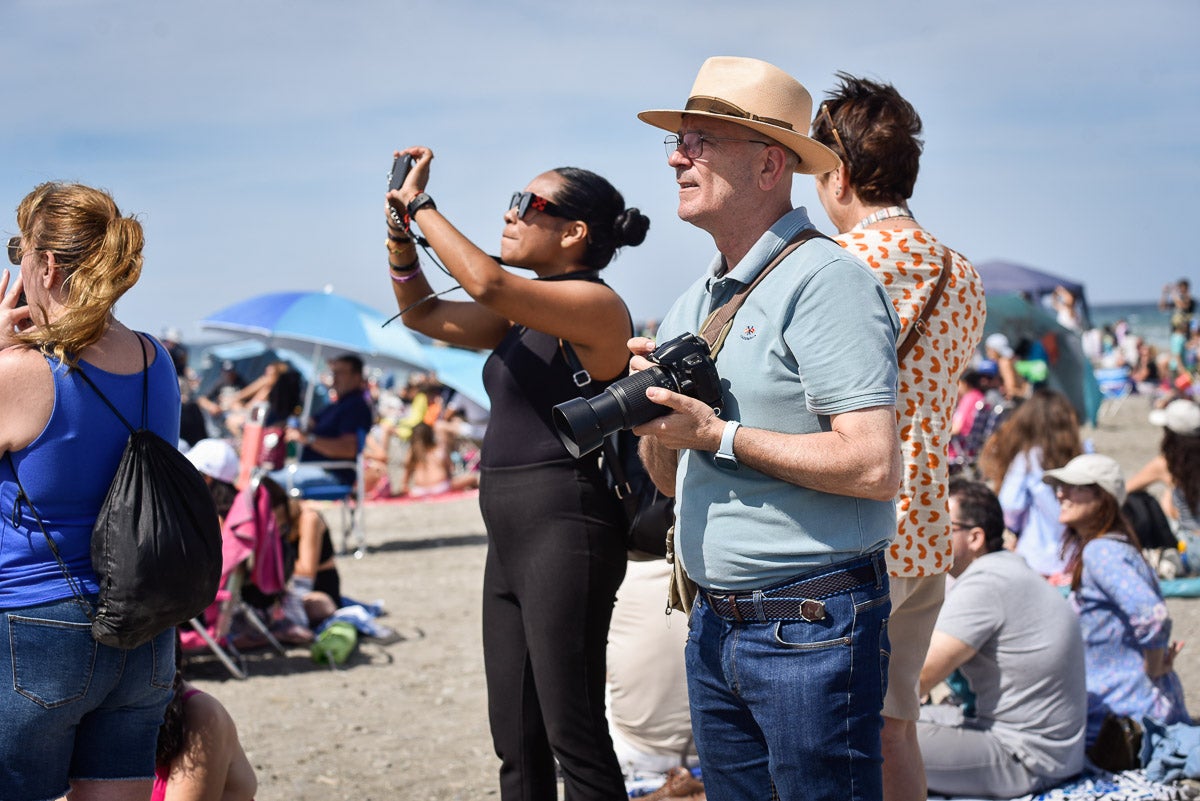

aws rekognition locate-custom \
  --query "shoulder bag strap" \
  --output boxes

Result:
[4,452,95,619]
[896,248,955,365]
[72,332,151,433]
[699,228,830,358]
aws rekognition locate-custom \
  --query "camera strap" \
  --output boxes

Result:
[699,227,830,358]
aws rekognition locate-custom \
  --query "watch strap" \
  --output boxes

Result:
[406,192,436,218]
[716,419,741,467]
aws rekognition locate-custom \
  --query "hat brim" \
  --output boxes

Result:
[1042,466,1126,506]
[1149,409,1169,427]
[638,109,841,175]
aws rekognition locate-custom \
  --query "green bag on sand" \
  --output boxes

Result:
[312,621,358,666]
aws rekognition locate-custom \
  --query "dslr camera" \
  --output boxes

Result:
[552,333,723,458]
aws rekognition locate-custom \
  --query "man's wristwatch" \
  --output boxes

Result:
[714,419,741,471]
[406,192,436,218]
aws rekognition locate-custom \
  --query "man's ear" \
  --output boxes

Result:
[757,145,792,192]
[967,526,988,555]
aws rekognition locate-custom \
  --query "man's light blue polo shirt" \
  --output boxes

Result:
[656,208,900,592]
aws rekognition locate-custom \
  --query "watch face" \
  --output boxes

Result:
[714,452,738,471]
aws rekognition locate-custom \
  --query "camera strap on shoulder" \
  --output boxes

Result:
[699,227,830,358]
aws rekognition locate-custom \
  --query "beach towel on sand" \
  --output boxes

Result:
[930,768,1195,800]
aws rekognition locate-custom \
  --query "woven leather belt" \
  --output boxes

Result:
[702,554,883,623]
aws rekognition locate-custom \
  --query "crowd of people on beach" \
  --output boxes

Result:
[4,54,1200,801]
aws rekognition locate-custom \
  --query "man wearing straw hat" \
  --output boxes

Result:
[631,56,902,800]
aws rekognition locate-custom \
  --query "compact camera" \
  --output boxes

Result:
[552,333,723,458]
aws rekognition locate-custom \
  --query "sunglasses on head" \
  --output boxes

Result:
[509,191,568,220]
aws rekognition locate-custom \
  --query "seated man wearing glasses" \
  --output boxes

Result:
[918,479,1087,798]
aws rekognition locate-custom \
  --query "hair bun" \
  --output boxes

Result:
[614,208,650,248]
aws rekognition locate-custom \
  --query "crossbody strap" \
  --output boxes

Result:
[896,248,955,365]
[699,228,830,358]
[5,451,95,620]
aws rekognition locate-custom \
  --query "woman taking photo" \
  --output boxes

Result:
[1043,454,1189,744]
[385,147,649,801]
[978,387,1082,581]
[0,183,181,800]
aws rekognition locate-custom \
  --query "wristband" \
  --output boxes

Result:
[390,266,424,284]
[387,231,413,244]
[406,192,436,218]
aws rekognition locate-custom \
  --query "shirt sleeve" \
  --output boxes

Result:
[785,255,899,416]
[1083,538,1171,650]
[998,451,1032,533]
[934,569,1004,652]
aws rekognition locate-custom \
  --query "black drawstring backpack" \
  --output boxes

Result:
[7,335,222,649]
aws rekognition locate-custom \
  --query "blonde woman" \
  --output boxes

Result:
[0,183,181,801]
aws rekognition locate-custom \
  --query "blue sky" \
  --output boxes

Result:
[2,1,1197,342]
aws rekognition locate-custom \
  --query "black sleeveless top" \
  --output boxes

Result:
[480,275,629,469]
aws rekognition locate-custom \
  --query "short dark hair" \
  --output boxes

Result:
[331,353,364,376]
[811,73,923,206]
[949,478,1006,553]
[549,167,650,270]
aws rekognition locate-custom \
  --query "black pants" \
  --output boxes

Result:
[479,460,628,801]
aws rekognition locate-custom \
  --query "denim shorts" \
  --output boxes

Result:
[0,596,175,800]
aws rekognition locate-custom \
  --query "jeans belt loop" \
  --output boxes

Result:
[724,594,744,623]
[873,549,885,589]
[751,590,766,622]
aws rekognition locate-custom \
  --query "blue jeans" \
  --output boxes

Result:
[0,596,175,800]
[685,552,891,801]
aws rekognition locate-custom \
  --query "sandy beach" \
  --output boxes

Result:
[186,391,1199,801]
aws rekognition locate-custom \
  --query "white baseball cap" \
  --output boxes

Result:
[1043,453,1126,506]
[185,438,241,485]
[1149,399,1200,436]
[985,333,1014,359]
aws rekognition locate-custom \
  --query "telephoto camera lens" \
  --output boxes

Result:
[552,333,722,458]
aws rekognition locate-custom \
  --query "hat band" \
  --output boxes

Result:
[685,96,795,131]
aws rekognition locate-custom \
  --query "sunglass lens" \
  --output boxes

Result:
[7,237,20,266]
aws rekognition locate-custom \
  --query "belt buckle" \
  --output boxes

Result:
[798,599,826,622]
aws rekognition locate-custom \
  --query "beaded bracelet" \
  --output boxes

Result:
[390,266,423,284]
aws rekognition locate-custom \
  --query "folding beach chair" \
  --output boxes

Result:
[282,431,368,558]
[948,398,1011,480]
[181,476,287,679]
[1095,366,1134,419]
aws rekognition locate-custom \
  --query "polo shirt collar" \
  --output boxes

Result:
[706,207,816,286]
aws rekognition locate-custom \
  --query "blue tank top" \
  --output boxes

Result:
[0,336,181,609]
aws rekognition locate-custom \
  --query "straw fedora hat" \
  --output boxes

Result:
[638,56,840,176]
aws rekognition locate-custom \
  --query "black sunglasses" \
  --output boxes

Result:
[509,191,568,220]
[7,236,22,266]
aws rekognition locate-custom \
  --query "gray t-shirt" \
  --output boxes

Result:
[936,551,1087,778]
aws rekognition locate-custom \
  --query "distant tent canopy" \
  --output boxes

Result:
[975,261,1091,330]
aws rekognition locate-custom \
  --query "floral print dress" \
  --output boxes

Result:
[1071,535,1190,743]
